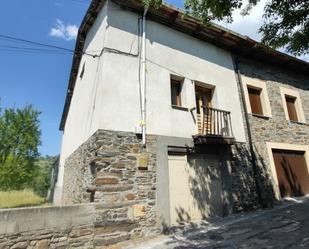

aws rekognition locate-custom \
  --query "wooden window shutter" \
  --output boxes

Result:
[171,79,182,106]
[248,87,263,115]
[285,96,298,122]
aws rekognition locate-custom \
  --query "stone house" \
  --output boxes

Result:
[236,58,309,201]
[53,0,309,233]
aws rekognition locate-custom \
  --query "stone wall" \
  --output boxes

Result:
[193,143,260,213]
[0,204,94,249]
[0,202,159,249]
[229,60,263,211]
[238,58,309,200]
[229,143,260,212]
[62,130,158,238]
[62,128,264,226]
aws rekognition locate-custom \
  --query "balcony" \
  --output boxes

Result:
[193,107,235,144]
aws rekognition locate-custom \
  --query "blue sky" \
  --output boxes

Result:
[0,0,307,156]
[0,0,90,156]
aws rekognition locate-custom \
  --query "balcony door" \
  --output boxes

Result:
[195,86,213,134]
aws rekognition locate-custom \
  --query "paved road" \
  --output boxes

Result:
[127,196,309,249]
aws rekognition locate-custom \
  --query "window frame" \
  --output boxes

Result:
[285,95,298,122]
[280,87,306,123]
[170,79,182,107]
[247,86,264,116]
[266,142,309,200]
[242,77,272,118]
[170,75,186,109]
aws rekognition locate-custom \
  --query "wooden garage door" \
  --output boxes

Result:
[272,149,309,198]
[168,154,222,226]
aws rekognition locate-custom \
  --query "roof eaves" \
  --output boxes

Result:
[59,0,106,130]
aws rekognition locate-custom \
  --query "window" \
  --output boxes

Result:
[285,96,298,122]
[247,87,263,115]
[280,87,305,123]
[171,79,182,107]
[80,62,85,79]
[242,76,272,117]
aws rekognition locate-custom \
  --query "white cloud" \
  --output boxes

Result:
[216,0,309,62]
[54,2,62,7]
[49,19,78,41]
[217,0,266,41]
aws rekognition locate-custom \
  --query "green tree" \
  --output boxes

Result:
[0,105,41,190]
[260,0,309,56]
[33,156,58,197]
[144,0,309,55]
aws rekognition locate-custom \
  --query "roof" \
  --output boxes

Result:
[59,0,309,131]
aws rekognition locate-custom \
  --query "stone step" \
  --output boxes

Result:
[93,233,130,246]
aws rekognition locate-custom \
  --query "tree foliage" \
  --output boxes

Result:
[0,105,41,190]
[144,0,309,55]
[183,0,258,23]
[33,156,58,197]
[260,0,309,55]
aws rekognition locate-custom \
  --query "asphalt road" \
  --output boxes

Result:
[126,196,309,249]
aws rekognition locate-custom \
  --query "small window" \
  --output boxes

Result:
[80,62,85,79]
[171,79,182,107]
[280,87,305,123]
[248,87,263,115]
[285,95,298,122]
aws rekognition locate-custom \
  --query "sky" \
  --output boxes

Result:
[0,0,89,156]
[0,0,307,156]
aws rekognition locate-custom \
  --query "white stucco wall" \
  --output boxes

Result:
[99,1,246,140]
[53,3,109,204]
[54,1,247,203]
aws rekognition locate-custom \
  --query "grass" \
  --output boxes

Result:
[0,189,46,209]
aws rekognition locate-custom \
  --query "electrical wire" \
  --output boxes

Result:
[0,34,194,82]
[0,34,97,57]
[0,49,71,55]
[0,47,73,55]
[68,0,90,4]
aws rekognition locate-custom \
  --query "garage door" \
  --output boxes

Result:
[168,154,222,225]
[272,149,309,198]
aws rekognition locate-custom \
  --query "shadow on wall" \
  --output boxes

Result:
[187,153,224,219]
[280,157,303,197]
[172,152,223,226]
[232,143,275,210]
[167,143,276,228]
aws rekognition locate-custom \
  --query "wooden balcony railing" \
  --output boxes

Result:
[197,107,234,138]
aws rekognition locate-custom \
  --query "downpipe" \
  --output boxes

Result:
[141,7,148,147]
[232,56,264,207]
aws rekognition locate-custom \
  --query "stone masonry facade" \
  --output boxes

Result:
[238,58,309,201]
[229,143,260,212]
[62,128,262,223]
[62,130,158,239]
[0,202,160,249]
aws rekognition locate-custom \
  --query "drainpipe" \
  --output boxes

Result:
[232,56,263,207]
[141,7,148,147]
